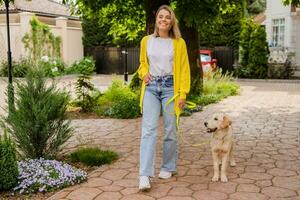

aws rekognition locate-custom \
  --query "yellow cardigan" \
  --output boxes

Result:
[137,35,191,117]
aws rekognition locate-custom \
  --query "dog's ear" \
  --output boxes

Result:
[220,116,232,129]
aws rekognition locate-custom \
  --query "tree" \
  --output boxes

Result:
[248,0,266,15]
[282,0,300,6]
[63,0,240,95]
[65,0,145,47]
[174,0,240,95]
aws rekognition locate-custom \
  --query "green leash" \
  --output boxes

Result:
[164,94,210,147]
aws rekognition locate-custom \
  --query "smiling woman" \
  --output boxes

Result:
[137,5,191,191]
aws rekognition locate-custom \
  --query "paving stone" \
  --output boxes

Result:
[146,184,172,199]
[165,181,190,187]
[231,178,255,184]
[99,185,124,192]
[101,169,129,180]
[47,190,70,200]
[273,176,300,190]
[158,197,195,200]
[120,194,155,200]
[193,190,227,200]
[208,182,237,194]
[267,168,297,176]
[168,187,193,196]
[189,183,208,191]
[229,192,269,200]
[186,168,208,176]
[245,166,266,173]
[113,179,138,187]
[178,176,211,184]
[94,192,122,200]
[120,188,140,195]
[67,187,102,200]
[262,186,297,198]
[237,183,260,192]
[240,172,273,180]
[84,177,112,187]
[255,180,273,188]
[276,160,300,171]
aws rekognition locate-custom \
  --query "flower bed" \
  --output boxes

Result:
[13,158,87,194]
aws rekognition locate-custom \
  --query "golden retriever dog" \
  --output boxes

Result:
[204,114,236,182]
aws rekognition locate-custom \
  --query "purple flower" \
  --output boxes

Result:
[13,158,87,194]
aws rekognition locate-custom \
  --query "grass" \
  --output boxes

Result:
[188,69,240,106]
[70,147,118,167]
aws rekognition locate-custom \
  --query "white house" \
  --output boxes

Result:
[265,0,300,77]
[0,0,84,64]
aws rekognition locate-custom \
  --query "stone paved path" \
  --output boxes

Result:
[1,77,299,200]
[46,79,300,200]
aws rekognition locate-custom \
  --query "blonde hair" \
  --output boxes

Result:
[153,5,181,39]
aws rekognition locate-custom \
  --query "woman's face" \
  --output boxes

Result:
[156,9,172,32]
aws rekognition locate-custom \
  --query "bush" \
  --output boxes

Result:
[0,129,19,191]
[0,59,32,77]
[72,74,101,112]
[39,57,65,77]
[96,80,140,119]
[188,69,239,106]
[237,19,269,78]
[2,68,73,159]
[65,57,95,75]
[128,71,142,91]
[70,147,118,166]
[239,19,254,67]
[189,94,221,106]
[247,25,269,78]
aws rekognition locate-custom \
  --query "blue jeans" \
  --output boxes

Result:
[139,75,177,177]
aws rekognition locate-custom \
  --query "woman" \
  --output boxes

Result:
[138,5,190,191]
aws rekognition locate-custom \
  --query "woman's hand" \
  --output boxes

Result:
[143,74,151,85]
[178,99,186,109]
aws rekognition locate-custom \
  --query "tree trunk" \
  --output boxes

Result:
[145,0,170,34]
[180,22,203,95]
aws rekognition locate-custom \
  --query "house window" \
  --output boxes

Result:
[272,18,285,47]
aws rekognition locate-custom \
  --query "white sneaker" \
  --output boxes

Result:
[139,176,151,191]
[158,171,172,179]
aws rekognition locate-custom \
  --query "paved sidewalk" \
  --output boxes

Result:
[1,77,299,199]
[45,80,300,200]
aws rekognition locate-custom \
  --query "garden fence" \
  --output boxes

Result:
[85,46,234,74]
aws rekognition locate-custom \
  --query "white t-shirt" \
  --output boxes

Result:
[147,35,174,76]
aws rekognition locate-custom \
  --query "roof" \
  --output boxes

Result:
[0,0,78,19]
[253,12,266,25]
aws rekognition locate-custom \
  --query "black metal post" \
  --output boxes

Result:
[122,47,128,83]
[4,0,14,113]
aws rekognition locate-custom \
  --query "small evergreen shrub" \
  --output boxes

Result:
[65,57,95,75]
[3,68,73,159]
[70,147,118,166]
[128,71,142,91]
[0,129,19,191]
[96,80,140,119]
[72,74,101,112]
